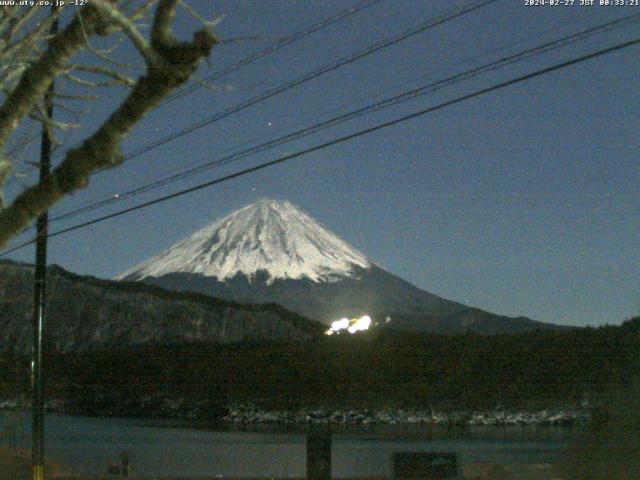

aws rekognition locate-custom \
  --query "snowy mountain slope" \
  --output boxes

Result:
[117,198,566,334]
[117,199,371,284]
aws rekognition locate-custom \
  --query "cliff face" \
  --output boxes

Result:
[0,261,323,353]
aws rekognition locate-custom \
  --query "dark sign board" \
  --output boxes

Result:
[392,451,458,479]
[307,430,332,480]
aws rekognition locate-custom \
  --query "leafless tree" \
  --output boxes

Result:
[0,0,217,248]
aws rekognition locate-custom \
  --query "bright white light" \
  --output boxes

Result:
[331,318,350,331]
[348,315,371,333]
[325,315,372,335]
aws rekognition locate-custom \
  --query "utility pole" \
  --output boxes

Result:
[32,7,58,480]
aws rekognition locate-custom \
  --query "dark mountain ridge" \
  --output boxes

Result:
[142,265,564,335]
[0,260,323,353]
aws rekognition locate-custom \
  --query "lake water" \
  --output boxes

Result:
[3,412,577,477]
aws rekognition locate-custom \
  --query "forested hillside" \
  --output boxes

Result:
[1,317,637,417]
[0,260,323,353]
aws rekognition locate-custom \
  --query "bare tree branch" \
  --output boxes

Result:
[178,0,224,30]
[0,7,109,149]
[71,65,136,87]
[128,0,159,21]
[0,1,217,247]
[151,0,179,49]
[29,110,79,132]
[92,0,162,65]
[0,158,9,208]
[53,92,101,102]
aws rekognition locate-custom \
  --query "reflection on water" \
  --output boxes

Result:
[2,412,578,478]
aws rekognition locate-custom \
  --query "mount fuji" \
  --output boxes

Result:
[118,198,372,285]
[117,199,561,334]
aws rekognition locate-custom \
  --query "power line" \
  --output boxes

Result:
[122,0,499,161]
[3,34,638,257]
[0,0,388,186]
[48,0,499,219]
[48,12,640,224]
[44,0,386,168]
[160,0,386,106]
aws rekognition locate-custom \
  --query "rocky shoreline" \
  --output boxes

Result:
[222,405,588,426]
[0,397,588,427]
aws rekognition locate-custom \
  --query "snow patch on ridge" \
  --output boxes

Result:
[116,199,372,284]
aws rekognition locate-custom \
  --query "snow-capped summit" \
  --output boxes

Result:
[117,198,372,284]
[116,198,563,334]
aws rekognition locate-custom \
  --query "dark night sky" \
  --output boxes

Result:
[3,0,639,327]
